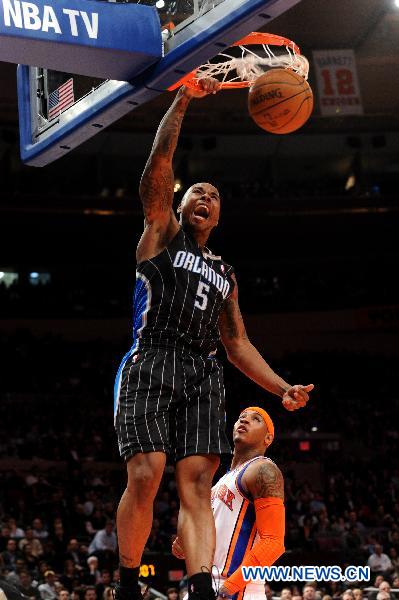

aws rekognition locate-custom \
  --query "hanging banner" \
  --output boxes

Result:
[313,49,363,116]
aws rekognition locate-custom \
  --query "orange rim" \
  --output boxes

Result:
[168,31,302,91]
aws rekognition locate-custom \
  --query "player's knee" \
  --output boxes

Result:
[180,469,213,504]
[126,460,162,501]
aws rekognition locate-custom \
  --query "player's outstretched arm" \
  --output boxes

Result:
[219,461,285,597]
[219,275,314,411]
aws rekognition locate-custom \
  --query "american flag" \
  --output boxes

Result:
[48,78,74,120]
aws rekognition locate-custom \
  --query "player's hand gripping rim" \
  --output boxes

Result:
[182,76,221,99]
[282,383,314,411]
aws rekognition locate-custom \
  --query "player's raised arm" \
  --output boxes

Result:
[218,274,314,411]
[137,79,221,262]
[139,79,221,223]
[139,88,189,225]
[220,460,285,597]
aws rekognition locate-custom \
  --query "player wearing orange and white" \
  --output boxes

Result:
[173,407,285,600]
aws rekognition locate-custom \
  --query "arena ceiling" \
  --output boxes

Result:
[0,0,398,136]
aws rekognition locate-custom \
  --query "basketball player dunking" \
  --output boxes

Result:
[172,407,284,600]
[113,78,313,600]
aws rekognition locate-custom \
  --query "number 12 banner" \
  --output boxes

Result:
[313,49,363,116]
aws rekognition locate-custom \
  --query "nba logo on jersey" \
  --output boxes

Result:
[221,264,225,273]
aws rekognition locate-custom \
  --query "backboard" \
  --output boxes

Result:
[17,0,303,166]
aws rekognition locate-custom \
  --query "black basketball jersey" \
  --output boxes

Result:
[131,227,235,356]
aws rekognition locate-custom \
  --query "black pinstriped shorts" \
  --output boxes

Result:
[114,347,232,462]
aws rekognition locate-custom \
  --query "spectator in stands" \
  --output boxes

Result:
[299,516,316,549]
[2,539,20,570]
[265,584,274,600]
[332,517,346,534]
[84,588,97,600]
[86,511,107,537]
[41,541,58,572]
[378,582,396,600]
[38,571,57,600]
[368,545,393,576]
[303,583,317,600]
[347,511,366,534]
[94,569,112,599]
[389,548,399,572]
[54,584,64,598]
[345,526,363,561]
[53,524,67,558]
[166,588,178,600]
[342,591,354,600]
[0,527,11,552]
[281,589,292,600]
[86,557,101,586]
[374,577,385,589]
[376,593,390,600]
[59,560,79,593]
[389,530,399,552]
[19,528,43,558]
[58,591,69,600]
[310,492,327,514]
[88,522,116,555]
[7,519,25,540]
[65,540,81,566]
[18,571,41,600]
[5,559,26,587]
[21,543,39,572]
[32,520,48,540]
[315,509,330,534]
[391,576,399,590]
[352,589,363,600]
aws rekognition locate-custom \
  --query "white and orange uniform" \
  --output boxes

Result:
[211,456,273,600]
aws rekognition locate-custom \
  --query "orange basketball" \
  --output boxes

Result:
[248,69,313,134]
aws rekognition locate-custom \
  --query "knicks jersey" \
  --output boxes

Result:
[212,457,273,600]
[129,227,235,356]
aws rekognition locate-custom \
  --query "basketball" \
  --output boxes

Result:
[248,68,313,134]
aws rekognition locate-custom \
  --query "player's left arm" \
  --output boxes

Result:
[220,460,285,596]
[218,274,313,411]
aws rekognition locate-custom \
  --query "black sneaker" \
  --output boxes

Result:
[113,583,142,600]
[188,589,216,600]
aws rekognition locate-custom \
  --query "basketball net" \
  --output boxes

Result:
[168,32,309,91]
[196,44,309,84]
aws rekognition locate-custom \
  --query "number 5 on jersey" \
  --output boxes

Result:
[195,281,210,311]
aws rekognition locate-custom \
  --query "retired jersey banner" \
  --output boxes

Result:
[313,49,363,116]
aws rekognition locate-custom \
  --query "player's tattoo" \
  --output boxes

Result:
[222,297,248,340]
[139,91,190,220]
[139,163,174,218]
[155,93,190,161]
[219,273,249,342]
[254,462,284,500]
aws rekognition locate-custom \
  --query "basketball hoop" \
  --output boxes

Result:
[168,32,309,91]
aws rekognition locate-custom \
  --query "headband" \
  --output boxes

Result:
[242,406,274,438]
